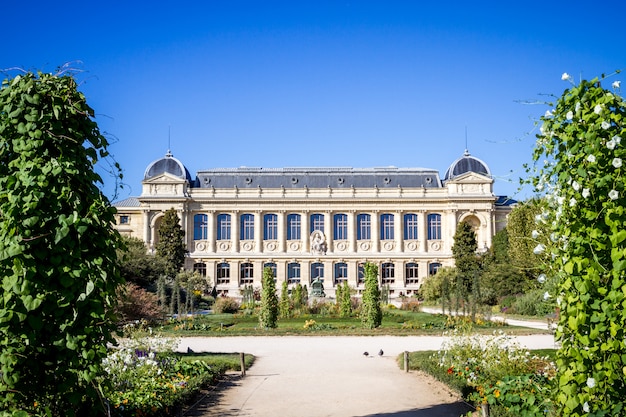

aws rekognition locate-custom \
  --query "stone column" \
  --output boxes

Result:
[143,210,151,250]
[302,211,310,252]
[278,211,286,253]
[371,210,380,252]
[324,211,333,253]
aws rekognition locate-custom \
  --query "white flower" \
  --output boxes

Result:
[544,110,553,117]
[583,402,590,412]
[613,158,623,168]
[575,102,581,112]
[582,188,590,198]
[609,189,619,200]
[569,197,577,206]
[613,80,621,89]
[562,72,572,81]
[572,180,580,191]
[594,104,603,114]
[534,244,546,255]
[602,121,611,130]
[537,274,546,284]
[532,230,539,239]
[587,377,596,388]
[607,138,617,150]
[613,135,622,144]
[587,154,596,163]
[566,111,574,120]
[543,291,551,300]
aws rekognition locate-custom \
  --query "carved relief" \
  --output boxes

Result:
[288,241,301,252]
[382,241,395,251]
[264,241,278,252]
[310,231,327,255]
[194,241,207,252]
[218,241,231,252]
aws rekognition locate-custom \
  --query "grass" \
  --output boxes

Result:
[151,308,549,337]
[175,352,255,371]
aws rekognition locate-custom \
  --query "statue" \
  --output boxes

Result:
[310,230,327,255]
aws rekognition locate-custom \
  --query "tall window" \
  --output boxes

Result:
[287,263,301,284]
[404,213,418,240]
[382,262,395,284]
[193,214,208,240]
[287,214,301,240]
[240,262,254,284]
[217,214,231,240]
[263,262,277,280]
[334,262,348,284]
[357,264,365,285]
[429,262,442,276]
[264,213,278,240]
[357,214,371,240]
[216,263,230,284]
[311,262,324,282]
[427,213,442,240]
[334,213,348,240]
[240,213,254,240]
[380,213,394,240]
[405,263,419,284]
[310,213,324,233]
[193,262,206,277]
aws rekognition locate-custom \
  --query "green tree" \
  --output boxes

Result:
[155,208,187,278]
[506,199,546,284]
[279,280,291,318]
[0,70,124,415]
[118,235,166,288]
[360,262,382,329]
[527,72,626,416]
[451,221,479,315]
[259,267,279,328]
[339,280,352,318]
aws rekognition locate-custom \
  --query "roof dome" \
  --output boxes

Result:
[444,149,491,181]
[144,150,192,182]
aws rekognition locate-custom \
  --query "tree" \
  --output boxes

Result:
[339,280,352,318]
[279,280,291,318]
[259,267,279,328]
[527,72,625,416]
[118,235,166,288]
[360,262,382,329]
[155,208,187,278]
[0,70,124,415]
[451,221,479,315]
[506,199,547,284]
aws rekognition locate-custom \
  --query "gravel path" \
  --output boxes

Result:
[177,334,556,417]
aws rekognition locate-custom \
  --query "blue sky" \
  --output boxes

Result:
[3,1,624,201]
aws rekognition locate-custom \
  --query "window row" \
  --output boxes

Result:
[193,261,442,286]
[193,212,442,241]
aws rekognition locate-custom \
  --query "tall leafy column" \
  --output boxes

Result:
[0,70,124,415]
[528,72,625,415]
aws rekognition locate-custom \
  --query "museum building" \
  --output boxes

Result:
[113,150,515,299]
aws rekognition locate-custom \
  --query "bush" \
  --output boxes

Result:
[116,282,165,323]
[213,297,240,314]
[511,290,553,317]
[400,298,421,312]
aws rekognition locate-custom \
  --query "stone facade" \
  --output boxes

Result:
[113,150,515,299]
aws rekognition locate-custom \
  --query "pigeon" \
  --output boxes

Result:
[363,351,369,357]
[378,349,384,357]
[187,347,194,354]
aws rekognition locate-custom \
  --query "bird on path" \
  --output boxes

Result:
[363,351,369,357]
[378,349,384,357]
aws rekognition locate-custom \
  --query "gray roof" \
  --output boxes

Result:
[195,167,443,189]
[144,150,193,183]
[444,150,491,181]
[113,197,140,207]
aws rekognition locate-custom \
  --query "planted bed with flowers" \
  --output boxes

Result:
[100,333,229,417]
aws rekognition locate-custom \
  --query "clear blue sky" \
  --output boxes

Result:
[3,1,624,201]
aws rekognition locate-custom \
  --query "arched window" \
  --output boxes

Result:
[193,262,207,277]
[334,213,348,240]
[287,263,301,284]
[404,213,418,240]
[264,213,278,240]
[381,262,395,284]
[263,262,277,279]
[310,213,324,233]
[334,262,348,284]
[287,214,301,240]
[311,262,324,282]
[429,262,442,276]
[217,214,231,240]
[357,264,365,285]
[240,262,254,284]
[405,263,419,284]
[193,214,208,240]
[427,213,442,240]
[380,213,394,240]
[216,263,230,284]
[357,214,371,240]
[240,213,254,240]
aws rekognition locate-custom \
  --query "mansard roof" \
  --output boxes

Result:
[194,166,443,189]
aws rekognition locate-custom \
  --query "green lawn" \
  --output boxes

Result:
[153,309,548,336]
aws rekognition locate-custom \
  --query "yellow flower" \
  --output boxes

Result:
[494,389,501,398]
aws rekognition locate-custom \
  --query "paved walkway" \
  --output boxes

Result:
[177,334,556,417]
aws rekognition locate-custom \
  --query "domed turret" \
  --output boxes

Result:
[444,149,491,181]
[144,150,192,183]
